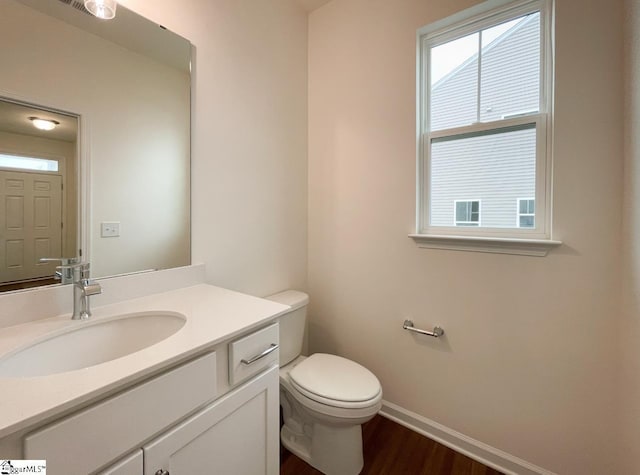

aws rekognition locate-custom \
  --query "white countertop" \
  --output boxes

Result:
[0,283,289,438]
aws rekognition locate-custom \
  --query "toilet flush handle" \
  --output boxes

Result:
[241,343,279,365]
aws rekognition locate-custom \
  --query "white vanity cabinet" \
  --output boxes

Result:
[144,365,279,475]
[19,322,280,475]
[144,323,280,475]
[99,451,143,475]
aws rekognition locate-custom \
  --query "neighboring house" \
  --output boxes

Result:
[430,13,539,228]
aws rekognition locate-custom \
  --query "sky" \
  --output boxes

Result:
[430,16,527,85]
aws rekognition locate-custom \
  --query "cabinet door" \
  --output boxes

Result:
[98,450,143,475]
[144,365,279,475]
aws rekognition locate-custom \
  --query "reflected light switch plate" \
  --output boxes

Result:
[101,221,120,237]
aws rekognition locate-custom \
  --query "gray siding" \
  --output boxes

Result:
[480,14,540,122]
[430,127,536,227]
[428,13,541,228]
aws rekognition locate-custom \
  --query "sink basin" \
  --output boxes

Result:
[0,312,186,378]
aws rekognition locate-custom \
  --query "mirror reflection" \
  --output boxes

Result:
[0,100,78,291]
[0,0,191,292]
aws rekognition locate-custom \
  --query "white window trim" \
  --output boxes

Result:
[411,0,560,256]
[517,198,535,228]
[454,199,481,226]
[408,233,562,257]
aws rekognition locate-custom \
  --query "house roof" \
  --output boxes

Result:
[431,14,537,91]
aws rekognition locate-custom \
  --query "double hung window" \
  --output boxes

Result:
[415,0,554,248]
[517,198,535,228]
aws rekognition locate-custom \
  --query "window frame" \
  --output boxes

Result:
[415,0,555,245]
[517,198,535,228]
[454,199,481,227]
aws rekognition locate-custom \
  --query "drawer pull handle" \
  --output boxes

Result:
[241,343,279,365]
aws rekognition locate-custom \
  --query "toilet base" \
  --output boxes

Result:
[281,421,364,475]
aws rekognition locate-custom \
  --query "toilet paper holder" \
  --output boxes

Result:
[403,320,445,338]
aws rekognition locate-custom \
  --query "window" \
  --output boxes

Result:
[0,153,59,172]
[455,200,480,226]
[415,0,554,250]
[518,198,535,228]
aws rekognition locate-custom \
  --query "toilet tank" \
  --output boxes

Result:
[265,290,309,366]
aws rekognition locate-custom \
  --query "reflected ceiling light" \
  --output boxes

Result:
[29,117,60,131]
[84,0,117,20]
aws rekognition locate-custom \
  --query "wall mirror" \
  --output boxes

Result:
[0,0,191,292]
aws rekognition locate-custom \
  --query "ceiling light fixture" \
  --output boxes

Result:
[84,0,117,20]
[29,117,60,131]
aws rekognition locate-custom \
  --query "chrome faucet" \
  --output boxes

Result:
[40,258,102,319]
[70,262,102,320]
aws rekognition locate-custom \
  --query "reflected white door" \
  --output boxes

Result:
[0,171,62,283]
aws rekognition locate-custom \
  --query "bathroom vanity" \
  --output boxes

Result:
[0,283,287,475]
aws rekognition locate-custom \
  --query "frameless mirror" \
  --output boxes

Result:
[0,0,191,292]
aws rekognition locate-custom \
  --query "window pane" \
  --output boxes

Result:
[526,199,535,213]
[455,201,468,220]
[430,33,479,131]
[519,199,528,214]
[519,215,535,228]
[0,154,59,172]
[430,125,536,228]
[480,13,540,122]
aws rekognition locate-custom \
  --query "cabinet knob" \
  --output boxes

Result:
[155,470,169,475]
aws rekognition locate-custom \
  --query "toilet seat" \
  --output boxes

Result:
[288,353,381,409]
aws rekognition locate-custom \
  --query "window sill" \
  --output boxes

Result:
[408,234,562,257]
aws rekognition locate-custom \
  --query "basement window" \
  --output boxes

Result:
[410,0,561,256]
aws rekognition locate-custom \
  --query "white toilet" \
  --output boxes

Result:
[266,290,382,475]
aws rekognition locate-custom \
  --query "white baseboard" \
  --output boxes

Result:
[379,400,556,475]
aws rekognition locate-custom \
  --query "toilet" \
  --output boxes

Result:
[266,290,382,475]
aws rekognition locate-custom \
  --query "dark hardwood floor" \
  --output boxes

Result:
[0,278,58,292]
[280,415,504,475]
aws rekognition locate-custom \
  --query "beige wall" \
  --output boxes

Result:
[118,0,309,296]
[0,1,190,278]
[621,0,640,472]
[308,0,623,473]
[0,131,77,259]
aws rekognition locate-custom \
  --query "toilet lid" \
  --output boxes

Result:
[288,353,381,404]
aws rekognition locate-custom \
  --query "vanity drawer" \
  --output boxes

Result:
[228,323,279,386]
[24,351,217,475]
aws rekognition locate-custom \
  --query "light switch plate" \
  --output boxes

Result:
[101,221,120,237]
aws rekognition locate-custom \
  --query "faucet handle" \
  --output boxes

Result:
[82,279,102,297]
